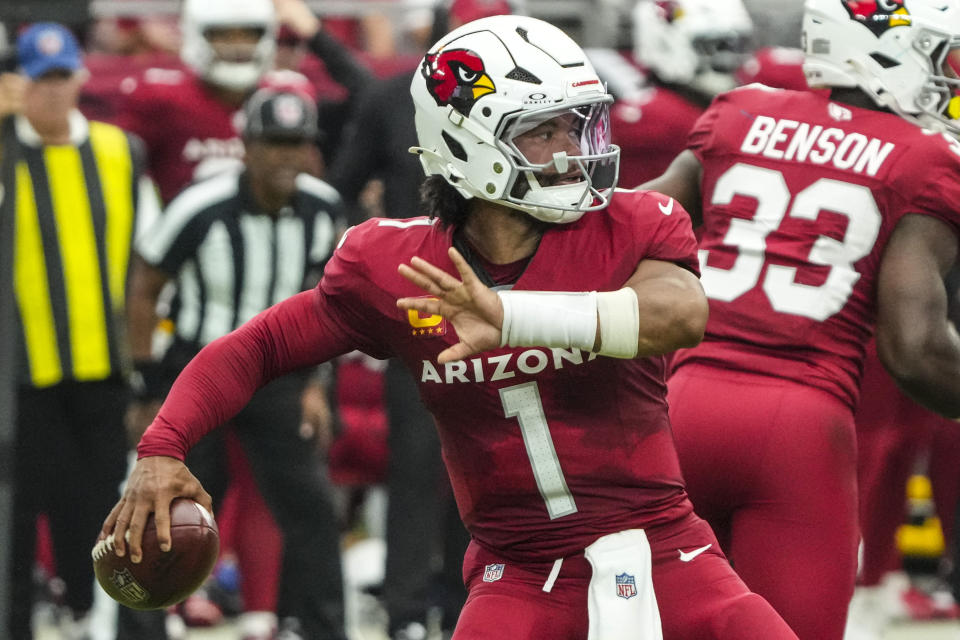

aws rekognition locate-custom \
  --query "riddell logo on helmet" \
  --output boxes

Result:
[841,0,911,37]
[421,49,496,115]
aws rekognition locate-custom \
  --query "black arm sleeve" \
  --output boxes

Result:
[306,30,376,98]
[326,79,389,207]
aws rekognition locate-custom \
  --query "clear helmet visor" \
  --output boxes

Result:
[489,99,620,223]
[191,25,274,90]
[204,26,265,63]
[501,100,619,194]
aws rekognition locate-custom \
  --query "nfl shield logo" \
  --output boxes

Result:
[111,567,149,603]
[483,563,505,583]
[615,572,637,599]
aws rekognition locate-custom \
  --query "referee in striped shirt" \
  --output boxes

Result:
[126,89,348,640]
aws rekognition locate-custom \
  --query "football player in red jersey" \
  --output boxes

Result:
[642,1,960,638]
[848,339,960,635]
[99,15,799,640]
[846,277,960,636]
[116,0,371,203]
[734,45,815,92]
[593,0,754,187]
[115,0,278,202]
[115,2,366,638]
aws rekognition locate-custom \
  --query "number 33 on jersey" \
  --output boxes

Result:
[676,84,960,409]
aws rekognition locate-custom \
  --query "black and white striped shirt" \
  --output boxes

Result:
[137,170,343,347]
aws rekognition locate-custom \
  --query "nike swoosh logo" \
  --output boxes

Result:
[678,543,712,562]
[658,198,674,216]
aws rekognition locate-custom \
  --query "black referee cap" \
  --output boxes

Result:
[242,89,318,142]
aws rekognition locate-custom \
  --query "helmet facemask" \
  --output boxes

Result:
[688,32,753,94]
[498,99,620,223]
[180,0,276,92]
[912,31,960,136]
[203,26,272,90]
[633,0,754,96]
[803,0,960,140]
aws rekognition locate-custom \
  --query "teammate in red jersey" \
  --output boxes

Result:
[642,1,960,638]
[99,15,798,640]
[846,278,960,636]
[734,45,813,92]
[593,0,754,187]
[588,48,706,189]
[114,3,362,638]
[114,0,277,202]
[115,0,370,203]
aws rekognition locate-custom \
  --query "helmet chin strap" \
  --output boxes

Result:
[519,171,591,222]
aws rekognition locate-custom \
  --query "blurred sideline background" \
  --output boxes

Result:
[4,2,959,640]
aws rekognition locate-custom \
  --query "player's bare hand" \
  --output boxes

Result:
[0,73,27,118]
[99,456,211,564]
[300,380,335,454]
[273,0,321,39]
[398,247,503,363]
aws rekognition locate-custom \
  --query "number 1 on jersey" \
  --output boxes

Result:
[500,382,578,520]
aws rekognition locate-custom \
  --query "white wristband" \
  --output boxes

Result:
[597,288,640,359]
[498,290,598,350]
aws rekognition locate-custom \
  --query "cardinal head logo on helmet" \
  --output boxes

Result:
[841,0,911,36]
[421,48,496,115]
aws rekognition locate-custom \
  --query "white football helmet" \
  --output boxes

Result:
[410,15,620,224]
[181,0,277,91]
[633,0,754,95]
[804,0,960,137]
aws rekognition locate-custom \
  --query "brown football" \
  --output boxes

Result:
[92,498,219,610]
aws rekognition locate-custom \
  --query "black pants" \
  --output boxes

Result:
[185,372,346,639]
[383,359,470,633]
[8,379,129,640]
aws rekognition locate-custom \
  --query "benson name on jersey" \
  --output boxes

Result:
[740,114,895,177]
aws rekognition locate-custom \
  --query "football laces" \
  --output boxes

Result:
[91,534,116,561]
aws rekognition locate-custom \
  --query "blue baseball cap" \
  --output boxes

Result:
[17,23,83,80]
